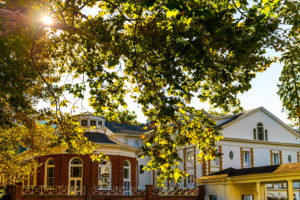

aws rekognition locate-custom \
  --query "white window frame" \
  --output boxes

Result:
[257,122,264,141]
[123,160,131,195]
[243,151,251,167]
[69,158,83,195]
[98,160,111,189]
[273,153,280,165]
[44,158,55,188]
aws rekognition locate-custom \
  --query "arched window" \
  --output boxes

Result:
[257,122,264,140]
[69,158,83,195]
[123,161,131,195]
[45,158,55,187]
[98,160,111,189]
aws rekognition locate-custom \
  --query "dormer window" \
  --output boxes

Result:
[81,120,88,126]
[90,120,96,127]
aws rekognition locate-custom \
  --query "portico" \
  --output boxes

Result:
[196,162,300,200]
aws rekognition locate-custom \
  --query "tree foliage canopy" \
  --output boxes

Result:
[0,0,298,185]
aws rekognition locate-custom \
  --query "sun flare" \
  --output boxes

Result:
[42,16,53,25]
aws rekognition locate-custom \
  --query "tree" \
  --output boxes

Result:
[208,105,245,117]
[0,0,294,185]
[109,109,139,125]
[277,0,300,131]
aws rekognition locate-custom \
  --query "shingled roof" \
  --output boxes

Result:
[84,132,116,144]
[206,162,300,178]
[105,122,148,135]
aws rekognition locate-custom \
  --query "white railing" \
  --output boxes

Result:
[92,186,146,196]
[22,185,86,196]
[153,187,199,196]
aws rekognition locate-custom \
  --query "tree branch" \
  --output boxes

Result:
[0,8,115,50]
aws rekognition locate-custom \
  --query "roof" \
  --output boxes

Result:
[215,114,243,127]
[202,162,300,180]
[105,122,148,135]
[84,132,116,144]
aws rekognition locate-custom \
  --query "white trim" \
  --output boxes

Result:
[123,160,131,195]
[98,160,111,189]
[220,137,300,147]
[68,157,83,195]
[44,158,55,187]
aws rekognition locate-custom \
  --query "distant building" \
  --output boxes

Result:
[18,107,300,199]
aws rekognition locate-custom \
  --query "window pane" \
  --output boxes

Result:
[90,120,96,126]
[124,161,129,167]
[71,167,82,177]
[81,120,88,126]
[70,180,75,187]
[47,177,54,187]
[47,167,54,177]
[139,165,144,174]
[47,159,55,165]
[124,168,129,179]
[71,158,82,164]
[99,166,110,188]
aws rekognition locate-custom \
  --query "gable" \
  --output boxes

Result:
[221,108,300,144]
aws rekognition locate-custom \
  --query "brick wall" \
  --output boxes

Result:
[35,154,137,188]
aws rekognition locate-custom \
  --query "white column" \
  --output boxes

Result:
[287,180,294,200]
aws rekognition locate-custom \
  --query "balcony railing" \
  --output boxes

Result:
[153,187,199,196]
[22,185,86,196]
[92,186,146,196]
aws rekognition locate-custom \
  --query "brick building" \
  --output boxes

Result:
[23,112,146,195]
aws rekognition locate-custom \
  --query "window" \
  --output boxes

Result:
[212,148,219,165]
[123,161,131,195]
[273,153,280,165]
[186,151,194,162]
[243,151,251,167]
[265,130,268,141]
[98,160,111,189]
[134,140,139,148]
[45,158,55,187]
[253,128,256,140]
[90,120,96,126]
[288,155,292,163]
[243,195,254,200]
[98,120,103,128]
[187,174,194,184]
[81,120,88,127]
[209,195,217,200]
[257,122,264,140]
[229,151,234,159]
[139,165,144,174]
[124,138,128,144]
[69,158,83,195]
[274,182,282,189]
